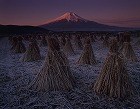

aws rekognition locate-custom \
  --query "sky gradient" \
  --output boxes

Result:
[0,0,140,27]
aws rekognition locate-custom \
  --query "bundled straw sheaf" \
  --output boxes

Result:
[102,35,110,47]
[74,36,83,50]
[120,33,138,62]
[135,37,140,46]
[28,37,75,91]
[39,36,47,47]
[20,40,41,62]
[59,36,66,48]
[99,35,104,41]
[14,37,26,53]
[63,38,75,56]
[11,37,18,50]
[92,39,136,99]
[76,37,96,65]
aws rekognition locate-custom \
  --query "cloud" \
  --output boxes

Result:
[93,18,140,27]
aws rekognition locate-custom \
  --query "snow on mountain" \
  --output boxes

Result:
[46,12,88,24]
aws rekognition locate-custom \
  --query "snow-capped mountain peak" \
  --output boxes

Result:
[46,12,88,24]
[40,12,131,31]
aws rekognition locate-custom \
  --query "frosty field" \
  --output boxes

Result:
[0,37,140,109]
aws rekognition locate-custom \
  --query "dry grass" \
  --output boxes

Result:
[39,36,47,47]
[76,38,96,65]
[92,39,136,99]
[121,42,138,62]
[28,38,75,91]
[135,38,140,46]
[102,39,109,48]
[14,41,26,53]
[74,36,83,50]
[99,36,104,41]
[103,36,110,47]
[63,38,75,56]
[20,41,41,62]
[59,36,66,48]
[11,37,18,50]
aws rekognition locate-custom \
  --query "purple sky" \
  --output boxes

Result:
[0,0,140,27]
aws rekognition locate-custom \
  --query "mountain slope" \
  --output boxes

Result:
[39,12,132,31]
[0,25,49,35]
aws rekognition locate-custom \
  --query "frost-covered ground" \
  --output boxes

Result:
[0,37,140,109]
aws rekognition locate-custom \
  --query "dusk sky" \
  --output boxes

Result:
[0,0,140,27]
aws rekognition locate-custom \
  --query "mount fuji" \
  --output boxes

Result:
[39,12,133,31]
